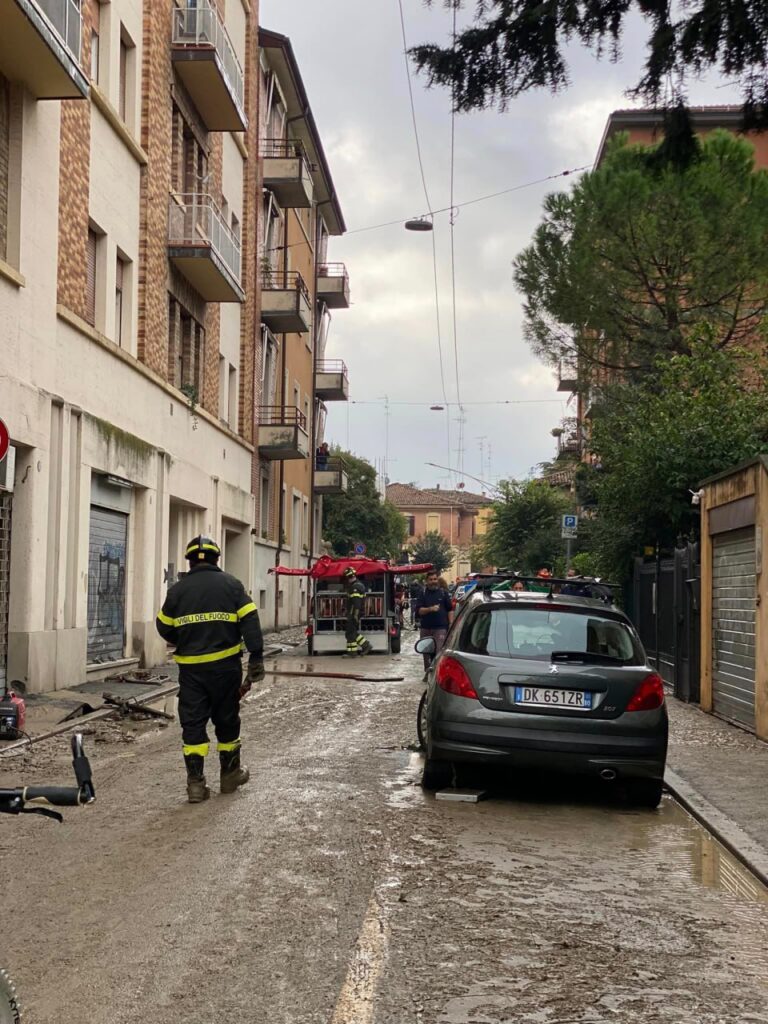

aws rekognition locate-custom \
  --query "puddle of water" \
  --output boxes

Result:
[383,751,426,809]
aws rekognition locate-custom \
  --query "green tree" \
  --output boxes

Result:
[411,3,768,134]
[481,479,572,572]
[322,451,406,559]
[410,531,454,575]
[514,131,768,376]
[589,335,768,578]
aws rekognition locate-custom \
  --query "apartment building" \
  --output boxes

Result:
[0,0,259,693]
[255,28,348,630]
[387,483,492,583]
[557,106,768,469]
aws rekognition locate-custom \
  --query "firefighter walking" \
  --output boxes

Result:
[343,567,371,656]
[156,535,264,803]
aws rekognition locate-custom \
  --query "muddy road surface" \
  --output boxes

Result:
[1,641,767,1023]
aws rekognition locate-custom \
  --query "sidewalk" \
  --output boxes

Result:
[665,696,768,885]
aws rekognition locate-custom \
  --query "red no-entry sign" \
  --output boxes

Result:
[0,419,9,463]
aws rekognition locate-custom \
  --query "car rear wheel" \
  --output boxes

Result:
[421,757,453,791]
[626,778,664,809]
[416,690,427,750]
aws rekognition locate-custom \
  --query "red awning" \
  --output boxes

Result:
[270,556,433,579]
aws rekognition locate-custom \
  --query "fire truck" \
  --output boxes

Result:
[271,556,432,655]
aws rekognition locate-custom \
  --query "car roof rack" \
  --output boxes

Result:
[472,575,621,603]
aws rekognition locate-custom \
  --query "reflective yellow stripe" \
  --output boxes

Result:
[237,602,257,619]
[185,542,221,555]
[183,743,210,757]
[217,738,241,753]
[174,644,243,665]
[157,610,175,626]
[173,611,238,627]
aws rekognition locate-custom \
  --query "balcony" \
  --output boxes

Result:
[317,263,350,309]
[261,269,311,334]
[557,357,579,392]
[257,407,310,461]
[552,416,582,457]
[171,1,246,132]
[315,359,349,402]
[0,0,89,98]
[315,457,348,495]
[262,138,313,209]
[168,194,244,303]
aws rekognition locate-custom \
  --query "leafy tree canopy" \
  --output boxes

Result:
[410,531,455,575]
[481,479,573,572]
[514,131,768,375]
[588,333,768,577]
[322,450,407,560]
[411,1,768,132]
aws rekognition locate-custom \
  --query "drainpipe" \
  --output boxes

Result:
[306,206,322,626]
[273,222,289,631]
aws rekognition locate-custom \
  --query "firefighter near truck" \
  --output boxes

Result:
[271,556,433,656]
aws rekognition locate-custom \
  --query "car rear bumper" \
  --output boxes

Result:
[430,721,667,780]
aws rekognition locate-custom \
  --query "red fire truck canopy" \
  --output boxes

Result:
[269,556,434,579]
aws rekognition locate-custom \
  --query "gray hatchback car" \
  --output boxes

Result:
[418,587,668,807]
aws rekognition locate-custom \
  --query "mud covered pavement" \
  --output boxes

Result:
[1,642,768,1023]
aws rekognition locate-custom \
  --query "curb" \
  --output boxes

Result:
[665,766,768,890]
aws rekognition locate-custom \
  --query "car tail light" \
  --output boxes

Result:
[626,673,665,712]
[389,627,398,636]
[436,656,478,700]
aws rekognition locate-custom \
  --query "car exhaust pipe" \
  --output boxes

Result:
[599,768,617,781]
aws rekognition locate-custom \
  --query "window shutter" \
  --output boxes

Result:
[86,229,97,326]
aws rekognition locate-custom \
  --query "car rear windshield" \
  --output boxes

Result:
[459,605,644,664]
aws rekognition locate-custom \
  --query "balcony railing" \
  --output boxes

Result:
[314,456,349,494]
[257,406,309,461]
[1,0,89,98]
[315,359,349,402]
[317,262,350,309]
[171,1,246,131]
[262,137,313,209]
[168,193,243,302]
[260,268,312,333]
[259,406,307,430]
[556,416,582,455]
[261,137,309,160]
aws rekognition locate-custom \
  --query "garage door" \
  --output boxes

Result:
[712,528,756,730]
[87,506,128,664]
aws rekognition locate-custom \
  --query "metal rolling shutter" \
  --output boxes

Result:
[0,493,12,692]
[87,506,128,664]
[712,528,756,730]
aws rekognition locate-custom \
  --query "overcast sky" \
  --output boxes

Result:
[260,0,740,493]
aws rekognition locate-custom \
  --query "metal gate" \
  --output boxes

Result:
[712,527,756,730]
[87,506,128,664]
[632,542,701,702]
[0,493,12,692]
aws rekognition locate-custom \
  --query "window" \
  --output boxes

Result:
[89,0,100,83]
[0,73,9,262]
[426,513,440,534]
[218,354,227,419]
[118,26,136,126]
[459,607,643,664]
[406,515,416,537]
[86,228,98,326]
[114,254,126,346]
[168,296,204,395]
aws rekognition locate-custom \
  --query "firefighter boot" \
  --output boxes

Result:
[219,744,250,794]
[184,753,210,803]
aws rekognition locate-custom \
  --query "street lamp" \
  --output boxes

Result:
[404,217,433,232]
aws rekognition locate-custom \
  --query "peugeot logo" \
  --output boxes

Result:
[549,664,558,674]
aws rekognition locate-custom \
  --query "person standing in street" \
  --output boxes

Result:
[415,571,454,669]
[156,535,265,803]
[343,566,372,656]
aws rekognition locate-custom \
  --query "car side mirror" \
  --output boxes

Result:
[415,637,436,655]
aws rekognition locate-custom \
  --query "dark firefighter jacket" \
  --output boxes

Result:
[345,577,368,614]
[156,563,263,667]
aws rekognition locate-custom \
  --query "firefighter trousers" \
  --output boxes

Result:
[177,658,242,750]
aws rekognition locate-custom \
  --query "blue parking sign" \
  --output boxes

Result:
[563,514,578,529]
